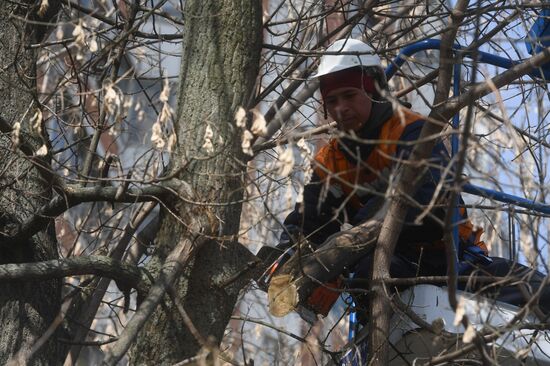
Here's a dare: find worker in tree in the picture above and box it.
[259,38,550,321]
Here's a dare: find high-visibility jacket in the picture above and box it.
[315,109,421,210]
[313,108,487,255]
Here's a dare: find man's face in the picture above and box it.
[324,87,372,132]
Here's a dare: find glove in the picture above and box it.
[277,224,301,250]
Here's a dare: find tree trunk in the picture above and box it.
[0,1,61,365]
[130,0,262,363]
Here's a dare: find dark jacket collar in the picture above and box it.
[339,99,394,164]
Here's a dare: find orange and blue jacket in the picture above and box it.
[282,104,487,271]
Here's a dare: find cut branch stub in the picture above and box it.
[268,274,298,317]
[267,217,383,317]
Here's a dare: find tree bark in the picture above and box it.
[0,1,61,364]
[128,0,263,363]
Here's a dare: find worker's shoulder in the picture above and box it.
[381,108,426,142]
[386,107,426,125]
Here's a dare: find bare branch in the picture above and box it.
[0,256,148,293]
[1,180,182,248]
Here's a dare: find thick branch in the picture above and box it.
[63,202,158,365]
[0,256,149,293]
[268,212,384,316]
[367,2,469,363]
[0,180,183,248]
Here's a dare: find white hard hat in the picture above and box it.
[312,39,382,78]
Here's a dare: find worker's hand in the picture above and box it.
[256,225,301,268]
[277,224,300,250]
